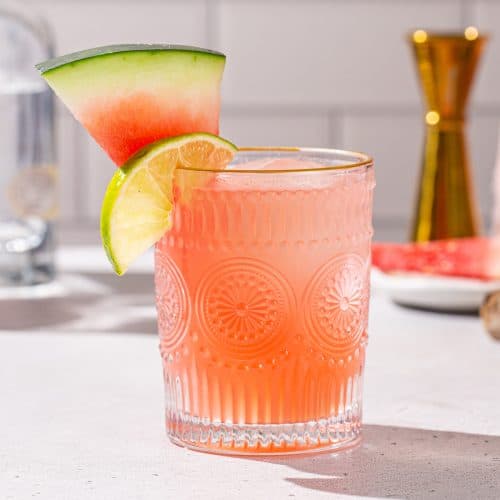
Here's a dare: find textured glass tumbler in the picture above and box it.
[155,148,374,455]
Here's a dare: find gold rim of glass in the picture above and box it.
[177,146,373,174]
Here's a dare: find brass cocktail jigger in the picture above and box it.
[409,28,488,242]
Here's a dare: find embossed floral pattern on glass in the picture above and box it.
[155,148,374,455]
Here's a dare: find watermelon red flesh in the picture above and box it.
[372,238,500,281]
[80,92,219,166]
[37,45,225,166]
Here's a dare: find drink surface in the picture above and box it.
[155,155,374,452]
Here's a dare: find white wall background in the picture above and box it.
[27,0,500,241]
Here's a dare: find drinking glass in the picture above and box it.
[155,147,374,455]
[0,4,56,286]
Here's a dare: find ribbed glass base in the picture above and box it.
[166,412,362,456]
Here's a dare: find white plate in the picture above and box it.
[371,268,500,312]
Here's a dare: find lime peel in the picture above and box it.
[100,132,237,275]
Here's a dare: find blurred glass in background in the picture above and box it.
[0,2,56,286]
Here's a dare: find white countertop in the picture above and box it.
[1,247,500,500]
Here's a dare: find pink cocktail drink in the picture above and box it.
[155,148,374,455]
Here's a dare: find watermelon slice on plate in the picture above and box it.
[36,44,225,166]
[372,238,500,311]
[372,237,500,281]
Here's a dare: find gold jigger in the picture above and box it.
[409,28,488,242]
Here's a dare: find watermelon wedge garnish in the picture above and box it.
[36,44,232,273]
[36,44,225,166]
[372,238,500,281]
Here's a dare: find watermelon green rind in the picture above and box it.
[35,44,225,74]
[37,45,225,101]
